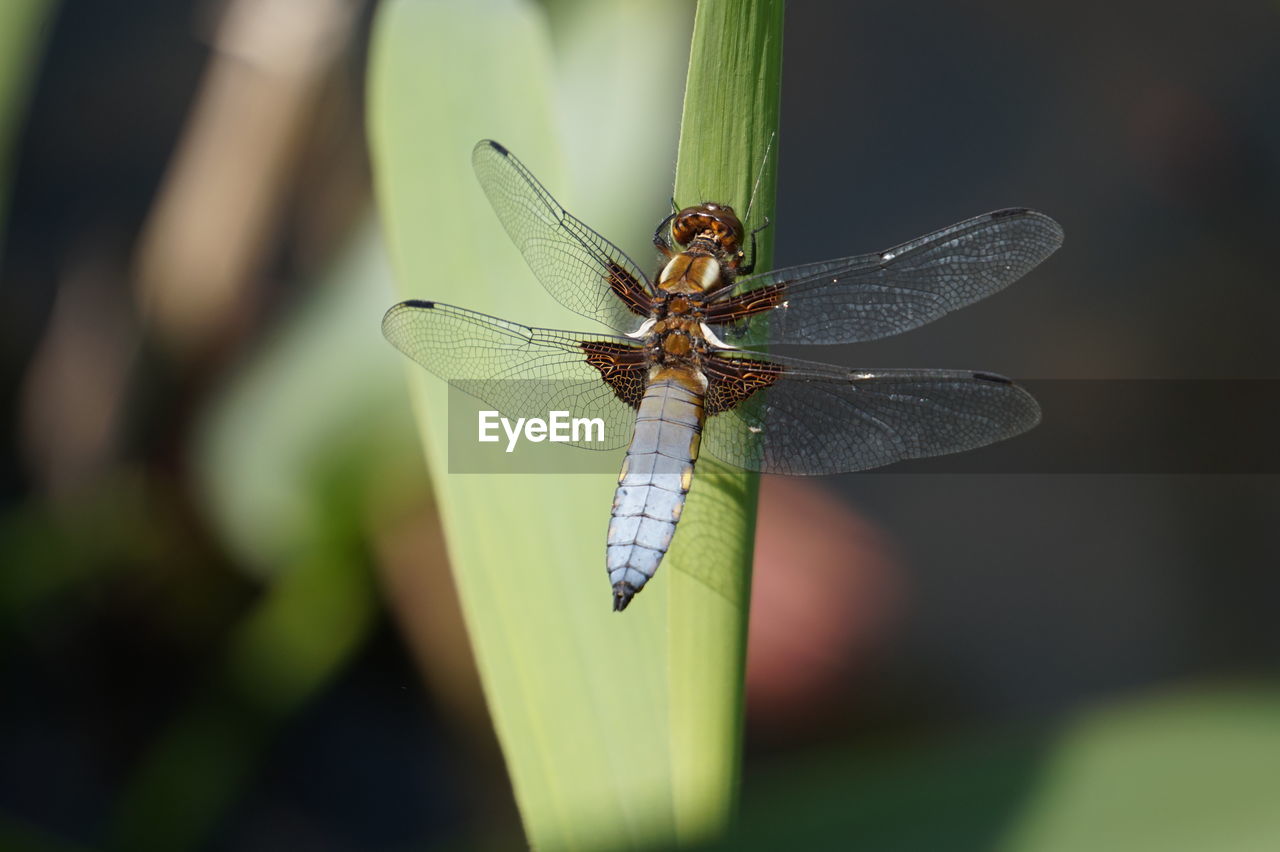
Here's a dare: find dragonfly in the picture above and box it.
[383,140,1063,611]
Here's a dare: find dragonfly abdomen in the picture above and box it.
[607,370,706,611]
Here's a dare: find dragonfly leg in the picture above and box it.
[653,210,678,258]
[737,216,772,275]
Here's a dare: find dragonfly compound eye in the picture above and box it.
[672,204,745,253]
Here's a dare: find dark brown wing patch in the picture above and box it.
[606,261,654,317]
[704,355,783,415]
[581,341,648,408]
[703,282,787,324]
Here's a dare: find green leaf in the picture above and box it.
[368,0,780,847]
[705,684,1280,851]
[1002,686,1280,852]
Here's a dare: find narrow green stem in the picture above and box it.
[667,0,784,844]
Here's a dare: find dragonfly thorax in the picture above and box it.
[658,252,723,294]
[645,314,706,364]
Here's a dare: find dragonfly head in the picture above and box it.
[672,203,745,258]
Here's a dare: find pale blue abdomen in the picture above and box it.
[607,373,705,610]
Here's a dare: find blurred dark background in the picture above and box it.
[2,0,1278,849]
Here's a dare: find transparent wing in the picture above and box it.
[701,353,1041,474]
[719,209,1063,346]
[382,300,640,450]
[472,140,654,333]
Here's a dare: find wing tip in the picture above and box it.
[483,139,509,156]
[381,300,438,337]
[988,207,1065,249]
[971,371,1043,432]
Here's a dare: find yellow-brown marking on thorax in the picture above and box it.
[666,295,691,315]
[658,252,722,294]
[662,331,693,358]
[649,314,703,363]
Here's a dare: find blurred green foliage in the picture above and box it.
[108,223,407,850]
[707,685,1280,852]
[0,0,55,257]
